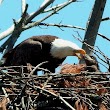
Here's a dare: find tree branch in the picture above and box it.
[0,0,3,5]
[0,0,77,54]
[21,0,26,14]
[102,17,110,21]
[0,0,54,41]
[2,4,28,54]
[25,0,55,24]
[23,0,77,30]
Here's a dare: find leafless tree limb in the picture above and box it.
[0,0,3,5]
[0,0,77,54]
[21,0,26,14]
[23,22,110,43]
[102,17,110,21]
[2,4,28,54]
[0,0,54,41]
[25,0,55,25]
[23,0,77,30]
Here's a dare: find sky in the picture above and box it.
[0,0,110,72]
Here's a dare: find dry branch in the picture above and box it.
[38,22,110,42]
[0,0,77,55]
[25,0,55,25]
[2,4,29,54]
[24,0,77,30]
[0,0,3,5]
[21,0,26,14]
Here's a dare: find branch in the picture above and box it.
[23,22,110,43]
[25,0,55,24]
[0,25,14,41]
[27,83,76,110]
[98,33,110,42]
[0,0,54,41]
[43,0,74,13]
[40,0,54,8]
[2,4,29,54]
[2,87,10,103]
[102,17,110,21]
[0,0,3,5]
[23,0,77,30]
[42,23,110,42]
[72,33,109,61]
[29,61,48,76]
[0,0,76,52]
[59,96,76,110]
[72,34,109,69]
[21,0,26,13]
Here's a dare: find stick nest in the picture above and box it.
[0,64,110,110]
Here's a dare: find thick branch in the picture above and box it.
[0,0,54,41]
[2,4,28,54]
[82,0,107,55]
[0,0,76,43]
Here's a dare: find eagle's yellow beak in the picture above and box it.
[74,49,86,59]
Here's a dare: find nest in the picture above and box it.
[0,64,110,110]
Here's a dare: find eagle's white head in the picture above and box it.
[50,39,86,59]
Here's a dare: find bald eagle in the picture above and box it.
[2,35,86,73]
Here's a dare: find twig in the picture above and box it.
[72,34,110,63]
[102,17,110,21]
[21,97,26,110]
[0,69,16,78]
[48,87,110,91]
[37,67,51,73]
[25,0,55,24]
[98,33,110,42]
[2,87,10,103]
[11,61,49,105]
[27,83,76,110]
[23,0,77,29]
[58,95,76,110]
[21,0,26,14]
[42,76,52,89]
[29,61,48,76]
[50,72,110,79]
[43,0,76,13]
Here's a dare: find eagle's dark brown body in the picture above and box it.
[2,35,65,73]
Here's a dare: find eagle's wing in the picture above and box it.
[11,40,42,65]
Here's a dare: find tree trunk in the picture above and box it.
[80,0,107,63]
